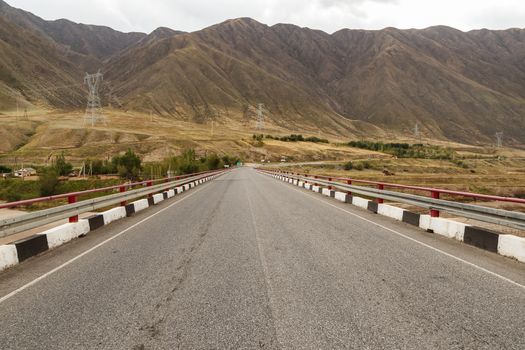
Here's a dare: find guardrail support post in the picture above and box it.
[347,180,352,195]
[68,195,78,223]
[377,184,384,204]
[147,181,153,198]
[328,178,332,190]
[430,191,440,217]
[119,186,126,206]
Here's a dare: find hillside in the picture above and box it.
[0,0,145,61]
[0,1,524,146]
[0,0,145,110]
[105,19,525,144]
[0,14,85,109]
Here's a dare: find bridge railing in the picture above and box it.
[258,169,525,231]
[0,169,228,238]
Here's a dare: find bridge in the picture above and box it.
[0,167,524,349]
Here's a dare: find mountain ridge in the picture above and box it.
[1,1,524,145]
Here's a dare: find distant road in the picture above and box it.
[0,168,524,349]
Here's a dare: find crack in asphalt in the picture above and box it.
[133,179,232,348]
[244,179,283,350]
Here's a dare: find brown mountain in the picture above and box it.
[0,0,145,108]
[106,18,525,143]
[0,0,145,60]
[1,1,524,144]
[0,13,84,108]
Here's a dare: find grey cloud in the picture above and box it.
[6,0,525,34]
[319,0,398,6]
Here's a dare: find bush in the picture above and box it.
[304,136,329,143]
[347,140,455,160]
[0,165,12,173]
[39,167,60,196]
[264,134,328,143]
[343,161,353,170]
[112,149,142,180]
[159,150,241,178]
[0,179,40,202]
[53,153,73,176]
[87,159,115,175]
[205,153,222,170]
[354,163,364,171]
[5,188,21,202]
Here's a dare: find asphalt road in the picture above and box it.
[0,167,524,349]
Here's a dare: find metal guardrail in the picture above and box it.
[0,170,227,238]
[259,170,525,231]
[0,169,220,210]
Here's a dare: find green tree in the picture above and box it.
[0,165,11,173]
[178,149,199,174]
[205,153,222,170]
[112,150,142,180]
[39,167,60,196]
[54,153,73,176]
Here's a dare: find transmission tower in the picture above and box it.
[414,122,420,139]
[106,82,123,108]
[496,132,503,148]
[107,87,113,108]
[256,103,265,130]
[84,71,105,127]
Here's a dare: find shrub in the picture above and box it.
[347,140,454,160]
[39,167,60,196]
[264,134,328,143]
[0,165,11,173]
[354,163,364,171]
[343,161,353,170]
[112,149,142,180]
[88,159,114,175]
[205,153,222,170]
[54,153,73,176]
[0,179,40,202]
[304,136,329,143]
[5,188,21,202]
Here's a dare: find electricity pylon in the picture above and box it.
[256,103,265,130]
[496,132,503,148]
[84,71,105,127]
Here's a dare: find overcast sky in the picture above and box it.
[7,0,525,34]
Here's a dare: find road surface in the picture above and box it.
[0,167,524,349]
